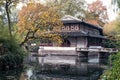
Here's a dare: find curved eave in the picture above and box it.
[60,32,105,39]
[88,34,106,39]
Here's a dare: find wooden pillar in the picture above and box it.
[98,52,109,59]
[77,51,88,58]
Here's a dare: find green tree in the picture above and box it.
[0,0,18,37]
[0,27,24,70]
[46,0,86,18]
[0,16,4,27]
[101,1,120,78]
[101,52,120,80]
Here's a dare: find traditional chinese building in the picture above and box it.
[40,15,105,48]
[60,15,105,48]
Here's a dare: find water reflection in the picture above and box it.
[30,56,109,80]
[0,55,109,80]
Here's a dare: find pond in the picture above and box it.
[0,54,110,80]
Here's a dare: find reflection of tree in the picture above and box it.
[0,68,23,80]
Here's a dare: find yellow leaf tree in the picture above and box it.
[103,20,118,35]
[18,3,63,46]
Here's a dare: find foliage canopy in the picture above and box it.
[18,3,63,46]
[46,0,86,18]
[85,0,108,27]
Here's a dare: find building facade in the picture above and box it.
[61,15,105,48]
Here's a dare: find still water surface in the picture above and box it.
[0,55,109,80]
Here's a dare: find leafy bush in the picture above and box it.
[102,39,117,48]
[0,29,25,70]
[101,52,120,80]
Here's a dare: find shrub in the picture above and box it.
[0,34,25,70]
[101,52,120,80]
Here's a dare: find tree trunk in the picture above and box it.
[5,1,12,37]
[20,31,30,46]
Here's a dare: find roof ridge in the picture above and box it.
[61,15,81,21]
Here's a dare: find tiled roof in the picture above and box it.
[61,15,103,30]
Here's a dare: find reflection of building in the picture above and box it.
[40,15,105,47]
[30,56,106,80]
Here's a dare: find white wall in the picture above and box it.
[67,37,87,48]
[76,37,87,48]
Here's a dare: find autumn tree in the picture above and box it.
[18,3,63,46]
[102,20,120,48]
[46,0,86,18]
[85,0,108,27]
[110,0,120,44]
[103,20,119,34]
